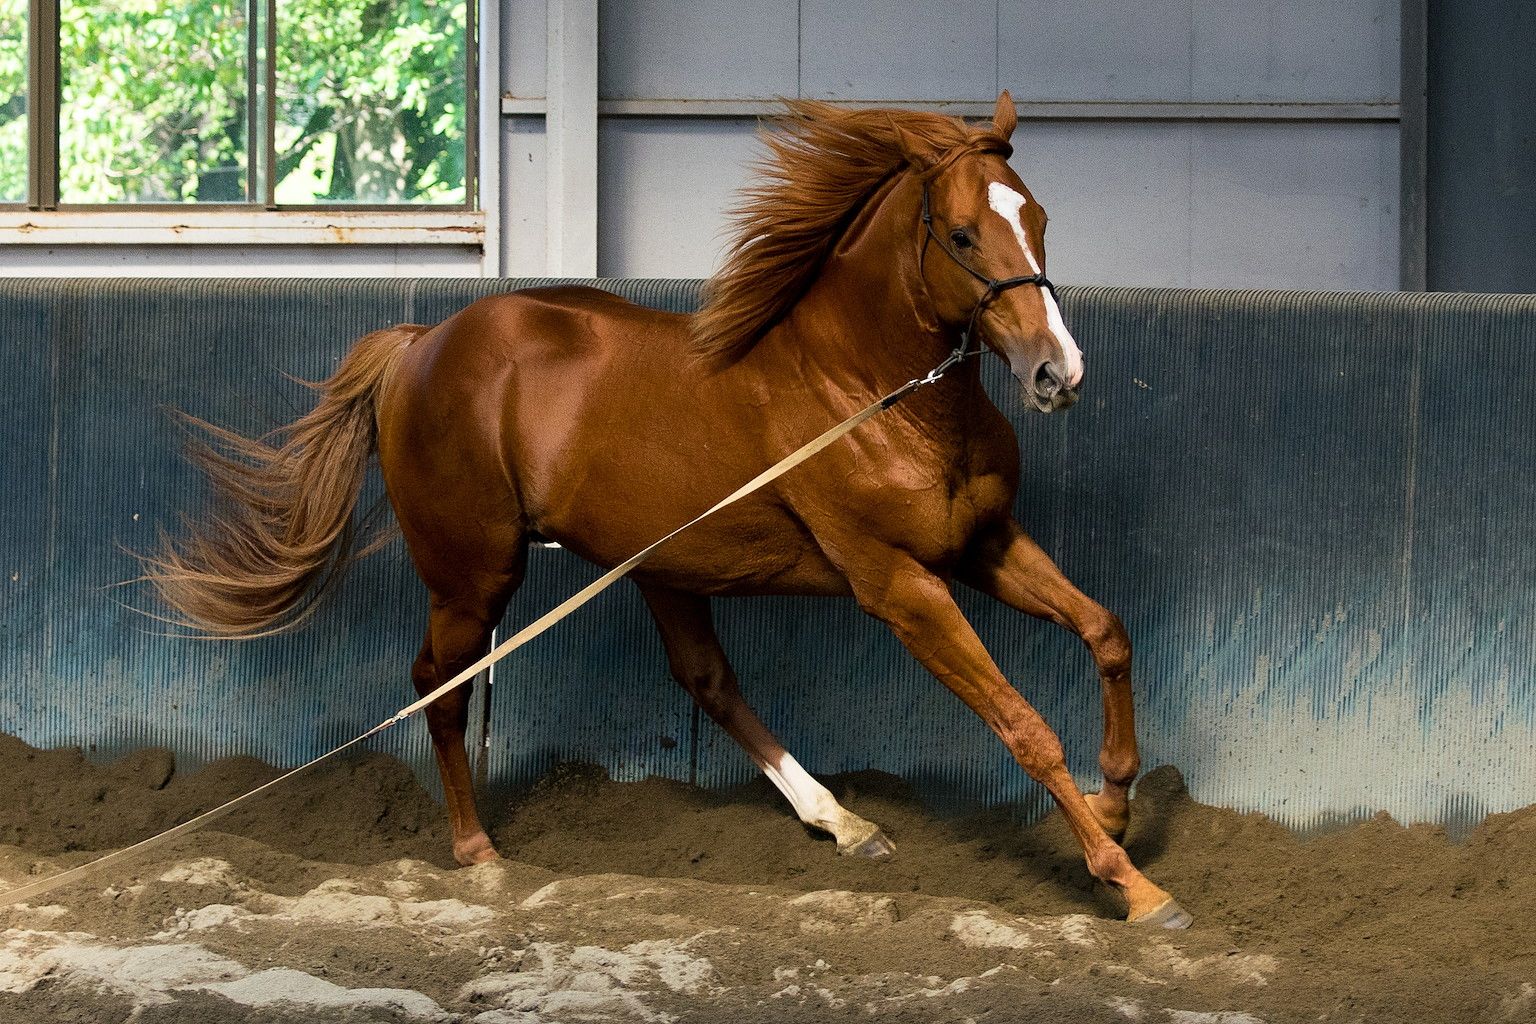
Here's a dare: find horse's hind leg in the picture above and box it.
[403,537,526,866]
[412,601,505,866]
[958,519,1138,838]
[384,410,527,865]
[639,583,895,859]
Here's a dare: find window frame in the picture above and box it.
[5,0,483,242]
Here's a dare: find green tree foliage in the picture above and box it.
[0,0,465,206]
[0,0,25,202]
[278,0,467,203]
[58,0,249,202]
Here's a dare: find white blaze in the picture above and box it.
[985,181,1084,387]
[986,181,1041,274]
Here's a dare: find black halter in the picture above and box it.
[919,179,1058,361]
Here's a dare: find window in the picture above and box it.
[0,0,473,209]
[0,0,22,203]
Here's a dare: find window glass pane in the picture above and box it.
[58,0,248,203]
[275,0,467,204]
[0,0,23,203]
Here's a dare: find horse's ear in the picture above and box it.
[891,120,939,172]
[992,90,1017,141]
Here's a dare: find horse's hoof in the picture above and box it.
[1085,792,1129,840]
[1129,897,1193,930]
[454,832,501,867]
[838,829,896,861]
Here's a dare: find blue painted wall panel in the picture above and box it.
[2,280,1533,829]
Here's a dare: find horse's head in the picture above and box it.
[895,93,1082,413]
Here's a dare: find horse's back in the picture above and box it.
[373,284,848,596]
[383,284,681,407]
[426,284,682,363]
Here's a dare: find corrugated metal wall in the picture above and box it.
[3,280,1532,830]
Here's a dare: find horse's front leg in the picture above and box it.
[958,518,1138,839]
[851,554,1189,927]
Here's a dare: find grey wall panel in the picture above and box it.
[1006,122,1399,290]
[1425,0,1536,291]
[7,281,1531,830]
[1009,122,1194,287]
[787,1,1401,104]
[500,119,549,276]
[998,0,1193,102]
[501,0,547,98]
[592,118,1399,289]
[1191,0,1399,102]
[598,0,798,100]
[1188,122,1399,289]
[799,0,998,101]
[568,1,1401,288]
[596,118,760,278]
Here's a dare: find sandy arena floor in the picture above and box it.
[1,733,1532,1023]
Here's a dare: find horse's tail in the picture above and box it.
[138,324,422,639]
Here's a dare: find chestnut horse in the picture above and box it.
[145,93,1188,927]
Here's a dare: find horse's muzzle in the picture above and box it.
[1029,360,1080,413]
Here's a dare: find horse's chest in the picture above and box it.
[829,453,1013,566]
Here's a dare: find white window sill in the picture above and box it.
[0,210,485,246]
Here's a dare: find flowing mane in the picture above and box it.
[692,101,1011,364]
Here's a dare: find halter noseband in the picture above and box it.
[918,166,1058,364]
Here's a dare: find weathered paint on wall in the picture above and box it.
[1,280,1531,830]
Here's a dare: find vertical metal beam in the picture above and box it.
[264,0,277,208]
[1399,0,1428,291]
[545,0,598,275]
[472,628,496,790]
[245,0,261,203]
[26,0,59,209]
[477,0,502,276]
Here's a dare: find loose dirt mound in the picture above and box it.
[1,734,1532,1023]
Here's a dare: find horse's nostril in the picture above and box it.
[1033,361,1062,396]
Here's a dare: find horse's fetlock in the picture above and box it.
[1083,841,1136,887]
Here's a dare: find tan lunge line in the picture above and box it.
[0,372,937,908]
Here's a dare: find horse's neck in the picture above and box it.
[761,174,983,445]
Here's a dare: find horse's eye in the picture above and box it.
[950,229,973,249]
